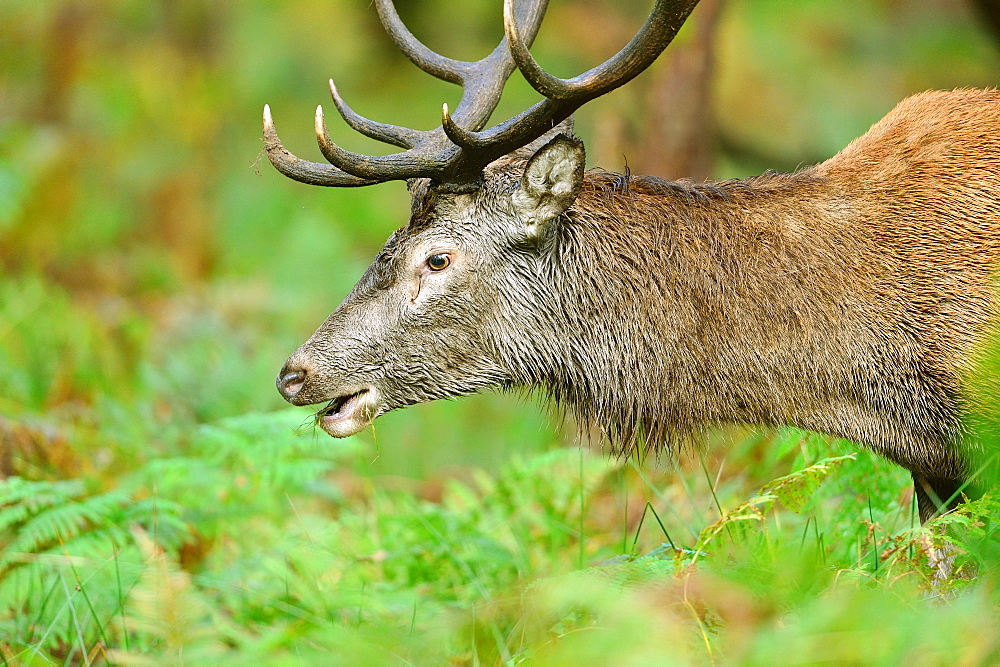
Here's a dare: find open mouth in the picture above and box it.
[316,389,368,422]
[313,387,378,437]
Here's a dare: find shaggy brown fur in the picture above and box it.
[542,90,1000,517]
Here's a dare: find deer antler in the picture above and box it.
[263,0,700,190]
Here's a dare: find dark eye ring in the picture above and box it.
[427,253,451,271]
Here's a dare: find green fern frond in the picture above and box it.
[0,478,87,531]
[0,478,187,575]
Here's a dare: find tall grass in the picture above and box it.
[1,420,997,662]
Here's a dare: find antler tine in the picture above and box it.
[441,103,477,148]
[327,79,422,150]
[449,98,572,159]
[315,105,455,181]
[262,105,378,186]
[505,0,699,101]
[374,0,468,85]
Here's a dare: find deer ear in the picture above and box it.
[512,134,585,234]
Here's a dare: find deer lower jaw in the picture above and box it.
[315,387,380,438]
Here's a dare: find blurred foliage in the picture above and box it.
[1,0,999,662]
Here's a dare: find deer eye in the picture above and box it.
[426,253,451,271]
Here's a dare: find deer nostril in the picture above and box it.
[278,369,306,397]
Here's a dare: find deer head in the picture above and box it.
[266,0,699,437]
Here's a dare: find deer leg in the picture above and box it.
[911,474,981,585]
[912,474,966,523]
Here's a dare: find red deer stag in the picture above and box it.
[264,0,1000,522]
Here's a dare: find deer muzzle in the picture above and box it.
[276,355,382,438]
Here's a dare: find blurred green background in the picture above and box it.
[1,0,999,661]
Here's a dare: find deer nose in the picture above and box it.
[277,366,307,400]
